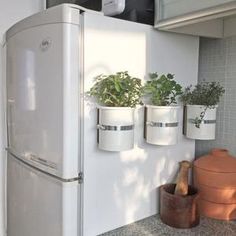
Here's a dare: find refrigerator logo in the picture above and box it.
[40,38,51,51]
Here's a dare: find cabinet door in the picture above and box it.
[156,0,235,21]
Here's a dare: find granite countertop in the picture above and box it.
[99,214,236,236]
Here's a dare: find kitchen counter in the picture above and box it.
[99,214,236,236]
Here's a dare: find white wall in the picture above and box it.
[0,1,45,235]
[83,13,199,236]
[0,0,45,43]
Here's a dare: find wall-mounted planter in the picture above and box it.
[97,107,134,151]
[185,105,217,140]
[145,105,179,145]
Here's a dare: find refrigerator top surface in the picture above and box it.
[6,3,102,41]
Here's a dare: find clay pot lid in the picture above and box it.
[194,149,236,173]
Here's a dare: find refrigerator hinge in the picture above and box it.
[78,172,83,184]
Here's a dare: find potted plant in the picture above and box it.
[88,71,142,151]
[181,81,225,140]
[143,73,182,145]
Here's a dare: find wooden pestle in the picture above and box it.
[174,161,192,196]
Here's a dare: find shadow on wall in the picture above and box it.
[117,135,193,223]
[83,16,197,234]
[85,102,194,225]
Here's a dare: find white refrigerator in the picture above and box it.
[6,4,87,236]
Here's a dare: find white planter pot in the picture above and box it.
[145,105,180,145]
[97,107,134,151]
[185,105,217,140]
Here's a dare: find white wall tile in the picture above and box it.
[196,36,236,157]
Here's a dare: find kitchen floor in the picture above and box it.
[99,215,236,236]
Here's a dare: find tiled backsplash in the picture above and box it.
[196,36,236,157]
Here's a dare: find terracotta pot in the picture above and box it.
[160,184,199,228]
[198,199,236,221]
[194,181,236,204]
[194,149,236,220]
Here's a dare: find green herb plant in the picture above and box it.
[143,73,182,106]
[181,81,225,128]
[88,71,143,107]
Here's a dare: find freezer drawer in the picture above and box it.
[7,153,80,236]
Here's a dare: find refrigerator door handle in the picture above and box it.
[7,150,82,183]
[24,153,58,170]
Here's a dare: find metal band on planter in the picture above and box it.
[188,119,216,124]
[146,121,179,127]
[97,124,134,131]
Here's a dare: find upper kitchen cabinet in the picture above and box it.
[155,0,236,38]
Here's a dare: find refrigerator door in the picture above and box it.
[7,153,80,236]
[6,14,81,179]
